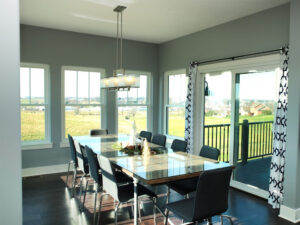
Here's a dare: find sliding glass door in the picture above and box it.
[232,69,280,191]
[198,54,281,197]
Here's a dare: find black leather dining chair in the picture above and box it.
[98,155,157,225]
[151,134,167,147]
[200,145,220,160]
[90,129,108,136]
[170,139,187,152]
[66,134,78,190]
[165,166,234,225]
[139,130,152,142]
[85,146,133,224]
[74,139,90,199]
[166,145,221,201]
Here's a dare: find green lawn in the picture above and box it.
[65,111,101,138]
[21,108,275,161]
[118,108,147,135]
[21,110,45,141]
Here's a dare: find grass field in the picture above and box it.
[65,111,101,138]
[167,111,274,138]
[21,109,274,146]
[21,110,45,141]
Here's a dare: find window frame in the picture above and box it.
[116,71,152,134]
[20,62,52,150]
[60,66,106,146]
[196,53,281,198]
[163,69,187,140]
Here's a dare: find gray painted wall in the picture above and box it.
[158,1,300,213]
[158,3,290,133]
[283,0,300,210]
[21,4,291,171]
[0,0,22,224]
[21,25,159,168]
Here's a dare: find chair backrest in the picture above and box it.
[193,166,233,221]
[74,140,89,174]
[151,134,166,147]
[171,139,187,152]
[199,145,220,160]
[98,155,119,201]
[85,146,101,184]
[68,134,78,167]
[139,131,152,142]
[90,129,108,136]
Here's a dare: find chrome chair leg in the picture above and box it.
[71,166,77,197]
[97,193,109,225]
[165,209,169,225]
[152,197,157,225]
[114,202,121,225]
[79,175,84,202]
[138,198,142,223]
[81,178,90,211]
[221,215,233,225]
[93,183,98,225]
[66,161,72,187]
[166,187,170,203]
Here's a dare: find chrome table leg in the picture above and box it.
[133,177,138,225]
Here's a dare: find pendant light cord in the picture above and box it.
[116,12,119,71]
[120,11,123,69]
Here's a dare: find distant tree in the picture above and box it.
[261,110,273,115]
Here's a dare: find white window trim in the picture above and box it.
[20,62,52,150]
[60,66,106,146]
[116,71,152,134]
[163,69,187,140]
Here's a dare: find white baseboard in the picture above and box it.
[22,164,68,177]
[279,205,300,223]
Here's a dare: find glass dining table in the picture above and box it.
[74,134,231,225]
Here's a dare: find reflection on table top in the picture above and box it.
[74,134,231,185]
[109,152,231,184]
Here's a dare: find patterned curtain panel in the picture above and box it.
[268,47,289,209]
[184,63,197,154]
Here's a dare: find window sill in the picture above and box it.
[22,142,53,150]
[60,141,69,148]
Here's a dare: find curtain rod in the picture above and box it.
[191,47,287,67]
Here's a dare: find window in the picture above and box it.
[117,72,151,135]
[164,70,187,138]
[20,63,50,146]
[62,67,105,139]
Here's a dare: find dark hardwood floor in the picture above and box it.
[23,173,298,225]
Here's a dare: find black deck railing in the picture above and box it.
[204,120,273,162]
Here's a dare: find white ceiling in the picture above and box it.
[20,0,289,44]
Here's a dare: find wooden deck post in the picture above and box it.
[242,119,249,164]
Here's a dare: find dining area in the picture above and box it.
[4,1,300,225]
[65,129,233,225]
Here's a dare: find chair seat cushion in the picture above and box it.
[167,178,198,195]
[118,183,157,203]
[165,198,199,222]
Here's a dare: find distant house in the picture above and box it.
[249,103,271,116]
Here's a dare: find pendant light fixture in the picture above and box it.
[100,5,140,91]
